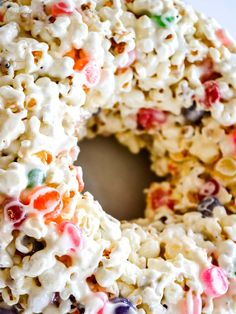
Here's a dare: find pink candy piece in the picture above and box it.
[51,2,73,17]
[137,108,167,130]
[97,308,103,314]
[58,221,83,252]
[201,266,229,298]
[180,292,202,314]
[96,292,108,314]
[215,29,231,48]
[83,60,101,88]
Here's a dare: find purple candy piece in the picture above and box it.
[110,298,135,314]
[197,196,220,218]
[181,102,205,123]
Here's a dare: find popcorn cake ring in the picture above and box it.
[0,0,236,313]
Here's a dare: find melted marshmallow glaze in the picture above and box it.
[0,0,236,313]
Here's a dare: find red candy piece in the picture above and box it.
[150,188,174,210]
[0,12,4,23]
[215,29,231,47]
[201,265,229,298]
[231,129,236,153]
[83,60,101,88]
[199,179,220,198]
[203,81,220,108]
[137,108,167,130]
[58,221,82,251]
[52,2,73,17]
[4,199,26,228]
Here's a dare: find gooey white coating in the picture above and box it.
[0,0,236,313]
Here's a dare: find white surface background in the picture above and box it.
[187,0,236,37]
[78,1,236,220]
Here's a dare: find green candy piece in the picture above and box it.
[151,15,175,28]
[27,168,45,188]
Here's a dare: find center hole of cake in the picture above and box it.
[76,136,157,220]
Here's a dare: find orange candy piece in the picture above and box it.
[20,186,62,222]
[33,189,60,211]
[20,186,44,205]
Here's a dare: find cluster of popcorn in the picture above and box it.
[0,0,236,313]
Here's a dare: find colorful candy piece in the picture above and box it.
[31,187,61,211]
[231,129,236,153]
[110,297,136,314]
[96,293,108,314]
[137,108,167,130]
[3,198,26,228]
[20,186,44,205]
[51,2,73,17]
[150,188,174,210]
[64,48,101,87]
[27,168,45,188]
[21,186,62,221]
[199,179,220,198]
[180,291,202,314]
[97,308,103,314]
[83,60,101,88]
[203,81,220,108]
[181,102,205,124]
[151,14,175,28]
[215,29,231,47]
[0,12,4,23]
[201,266,229,298]
[58,221,82,251]
[197,196,220,218]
